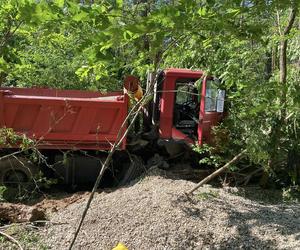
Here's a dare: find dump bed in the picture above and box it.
[0,87,128,150]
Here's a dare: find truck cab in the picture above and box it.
[151,69,225,148]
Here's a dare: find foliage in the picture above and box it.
[0,128,34,150]
[193,144,222,168]
[0,0,299,189]
[0,128,57,202]
[282,186,300,202]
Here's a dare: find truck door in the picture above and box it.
[198,77,225,145]
[173,79,200,141]
[158,69,224,147]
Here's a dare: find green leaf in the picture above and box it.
[0,57,9,73]
[55,0,64,8]
[203,38,212,48]
[227,8,240,17]
[72,11,89,22]
[75,66,90,78]
[123,30,133,41]
[198,7,206,17]
[116,0,123,9]
[31,2,57,23]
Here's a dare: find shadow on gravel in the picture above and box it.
[219,199,300,248]
[173,194,205,219]
[172,192,300,249]
[233,186,285,205]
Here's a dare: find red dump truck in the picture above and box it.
[0,69,225,186]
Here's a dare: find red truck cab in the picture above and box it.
[151,69,225,148]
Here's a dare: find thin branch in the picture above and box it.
[0,20,24,53]
[276,10,282,36]
[0,150,28,161]
[283,6,297,35]
[0,230,23,250]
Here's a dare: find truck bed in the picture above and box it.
[0,87,128,150]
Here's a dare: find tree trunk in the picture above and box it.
[266,6,297,179]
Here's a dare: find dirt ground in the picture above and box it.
[1,168,300,250]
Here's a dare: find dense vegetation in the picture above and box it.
[0,0,299,196]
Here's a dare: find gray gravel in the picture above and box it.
[40,170,300,250]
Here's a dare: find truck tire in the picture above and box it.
[118,155,145,186]
[0,156,39,188]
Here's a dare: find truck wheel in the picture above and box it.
[0,156,39,188]
[118,155,145,186]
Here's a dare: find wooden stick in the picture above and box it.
[0,230,24,250]
[185,149,247,195]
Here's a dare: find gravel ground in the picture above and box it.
[38,169,300,250]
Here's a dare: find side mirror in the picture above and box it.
[216,90,225,113]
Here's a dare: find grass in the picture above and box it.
[0,224,49,250]
[196,190,220,200]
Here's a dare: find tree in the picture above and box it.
[1,0,299,189]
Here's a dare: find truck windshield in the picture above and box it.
[176,84,197,105]
[205,80,218,112]
[205,79,225,113]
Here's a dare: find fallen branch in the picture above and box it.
[185,149,247,195]
[0,230,23,250]
[0,223,38,231]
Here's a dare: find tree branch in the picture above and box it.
[0,230,23,250]
[0,20,24,54]
[283,6,297,35]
